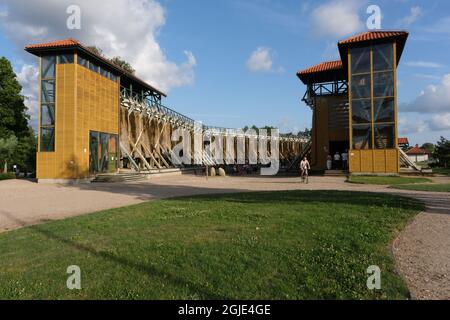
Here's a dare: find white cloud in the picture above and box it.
[0,0,197,93]
[429,113,450,131]
[16,63,39,130]
[246,47,274,73]
[405,61,444,68]
[402,74,450,114]
[399,74,450,134]
[397,6,423,28]
[311,0,365,38]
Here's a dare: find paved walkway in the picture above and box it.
[0,174,448,299]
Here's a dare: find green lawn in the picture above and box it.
[390,183,450,193]
[348,175,432,185]
[0,172,15,181]
[432,167,450,176]
[0,191,423,300]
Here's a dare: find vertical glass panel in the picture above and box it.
[40,127,55,152]
[41,56,56,79]
[373,71,394,97]
[351,74,371,99]
[351,47,370,74]
[108,135,118,173]
[100,133,109,173]
[77,55,88,68]
[89,62,99,73]
[373,43,393,71]
[374,124,395,149]
[101,68,109,78]
[352,125,372,150]
[89,131,99,173]
[41,80,55,103]
[374,98,395,123]
[352,99,372,124]
[58,54,74,64]
[109,73,117,82]
[41,104,55,126]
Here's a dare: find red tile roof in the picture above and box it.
[25,38,81,50]
[296,30,409,85]
[398,137,409,145]
[406,146,429,155]
[297,60,343,75]
[25,38,166,97]
[338,31,408,45]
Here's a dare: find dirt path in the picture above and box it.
[0,175,448,299]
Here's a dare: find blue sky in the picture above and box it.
[1,0,449,145]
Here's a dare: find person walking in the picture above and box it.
[333,152,341,170]
[341,150,349,170]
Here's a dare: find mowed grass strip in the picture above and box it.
[348,175,432,185]
[0,190,423,300]
[390,183,450,193]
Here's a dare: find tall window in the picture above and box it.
[350,43,396,150]
[40,55,56,152]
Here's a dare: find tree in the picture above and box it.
[421,142,435,154]
[0,57,37,172]
[110,56,135,74]
[86,45,135,74]
[433,137,450,168]
[297,128,311,139]
[0,57,29,139]
[0,135,18,172]
[86,46,104,57]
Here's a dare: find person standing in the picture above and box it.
[14,165,20,178]
[326,155,332,170]
[341,150,349,170]
[333,152,341,170]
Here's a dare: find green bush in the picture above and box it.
[0,172,15,180]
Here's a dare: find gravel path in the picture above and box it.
[0,174,448,299]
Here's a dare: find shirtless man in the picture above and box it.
[299,157,310,184]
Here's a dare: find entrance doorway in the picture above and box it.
[89,131,118,175]
[329,140,349,170]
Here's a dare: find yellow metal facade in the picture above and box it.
[36,58,119,180]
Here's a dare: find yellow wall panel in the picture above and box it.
[37,62,119,180]
[360,150,374,173]
[349,150,361,172]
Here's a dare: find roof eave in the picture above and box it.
[25,43,167,97]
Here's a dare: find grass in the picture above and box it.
[0,172,15,181]
[432,167,450,176]
[390,183,450,193]
[0,190,423,300]
[348,175,432,185]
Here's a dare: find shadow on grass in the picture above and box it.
[165,190,424,212]
[1,210,230,299]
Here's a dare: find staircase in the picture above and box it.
[92,167,197,183]
[398,147,422,172]
[286,141,312,172]
[324,170,348,177]
[91,172,149,183]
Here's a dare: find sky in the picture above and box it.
[0,0,449,145]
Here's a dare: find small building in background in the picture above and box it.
[398,137,409,150]
[406,145,430,163]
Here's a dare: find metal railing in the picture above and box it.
[120,86,305,143]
